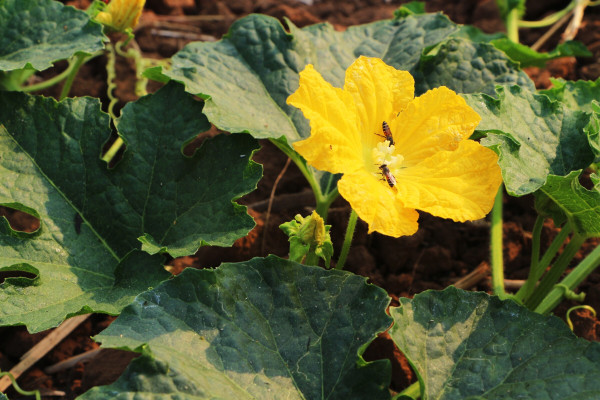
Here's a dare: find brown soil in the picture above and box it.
[2,0,600,398]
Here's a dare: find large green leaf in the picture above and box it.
[390,286,600,399]
[0,0,105,71]
[80,256,393,400]
[464,85,598,196]
[161,13,458,143]
[413,38,534,96]
[534,170,600,238]
[0,83,260,332]
[540,77,600,114]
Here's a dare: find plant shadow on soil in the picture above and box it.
[1,0,600,397]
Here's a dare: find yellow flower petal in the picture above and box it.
[289,65,363,174]
[395,140,502,221]
[97,0,145,31]
[344,56,414,152]
[338,170,419,237]
[391,87,481,164]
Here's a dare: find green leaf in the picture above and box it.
[390,286,600,399]
[413,38,534,96]
[394,1,426,17]
[540,77,600,114]
[80,256,393,400]
[0,83,260,332]
[534,170,600,238]
[490,38,592,68]
[160,13,458,144]
[0,393,7,400]
[464,85,598,196]
[0,0,105,72]
[452,25,507,43]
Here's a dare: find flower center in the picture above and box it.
[371,142,404,179]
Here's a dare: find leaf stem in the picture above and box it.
[514,215,543,301]
[515,220,572,302]
[335,209,358,270]
[525,232,585,310]
[490,185,507,298]
[59,53,88,100]
[517,0,577,28]
[535,241,600,315]
[102,136,124,164]
[269,138,339,220]
[505,7,520,42]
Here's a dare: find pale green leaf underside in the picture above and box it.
[465,85,597,196]
[0,0,105,71]
[535,171,600,238]
[161,13,528,144]
[390,286,600,399]
[0,84,260,331]
[80,256,393,400]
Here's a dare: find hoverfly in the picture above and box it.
[375,121,394,146]
[379,164,396,187]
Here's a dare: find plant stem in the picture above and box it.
[490,185,507,298]
[304,243,319,266]
[335,209,358,270]
[514,215,543,301]
[102,136,124,164]
[505,7,520,42]
[59,53,88,100]
[397,381,421,399]
[517,0,577,28]
[269,138,339,220]
[535,242,600,315]
[525,233,585,310]
[515,221,572,302]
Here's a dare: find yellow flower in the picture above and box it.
[287,56,502,237]
[95,0,145,32]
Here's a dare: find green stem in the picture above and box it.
[525,233,585,310]
[397,381,421,399]
[535,241,600,314]
[102,136,124,163]
[517,1,577,28]
[269,138,339,220]
[59,53,88,100]
[514,215,543,301]
[505,7,520,42]
[335,209,358,270]
[490,185,507,298]
[515,221,572,302]
[0,372,41,400]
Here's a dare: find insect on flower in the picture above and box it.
[375,121,394,146]
[379,164,396,187]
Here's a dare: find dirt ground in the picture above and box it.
[2,0,600,397]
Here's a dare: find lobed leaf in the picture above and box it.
[0,83,260,332]
[79,256,393,400]
[464,85,598,196]
[534,170,600,238]
[158,13,529,145]
[0,0,105,72]
[413,38,534,96]
[390,286,600,399]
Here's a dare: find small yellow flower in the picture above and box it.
[95,0,145,32]
[288,56,502,237]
